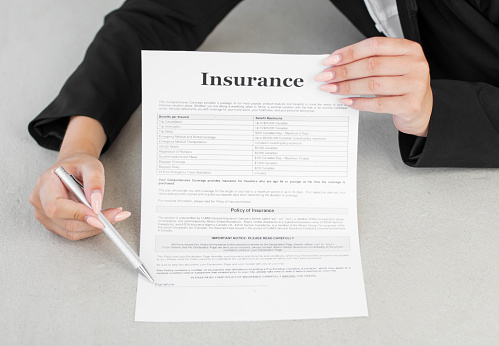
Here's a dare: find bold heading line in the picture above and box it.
[201,72,304,87]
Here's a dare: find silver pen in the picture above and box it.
[55,166,154,283]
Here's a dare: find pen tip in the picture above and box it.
[137,265,155,283]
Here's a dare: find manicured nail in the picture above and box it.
[113,211,131,223]
[340,98,354,106]
[85,216,105,229]
[323,54,341,66]
[320,84,338,93]
[314,71,334,82]
[91,190,102,215]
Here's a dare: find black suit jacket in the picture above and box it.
[28,0,499,167]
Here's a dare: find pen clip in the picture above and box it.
[70,174,84,189]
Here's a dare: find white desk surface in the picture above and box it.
[1,0,498,345]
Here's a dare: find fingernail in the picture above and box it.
[320,84,338,93]
[85,216,105,229]
[113,211,131,223]
[314,71,334,82]
[91,190,102,215]
[340,98,354,106]
[323,54,341,66]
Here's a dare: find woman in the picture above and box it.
[29,0,499,240]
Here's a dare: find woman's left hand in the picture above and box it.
[315,37,433,137]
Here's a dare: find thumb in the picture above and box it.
[80,159,105,215]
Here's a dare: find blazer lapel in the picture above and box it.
[397,0,421,42]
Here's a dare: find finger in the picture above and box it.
[29,181,42,210]
[81,161,105,215]
[340,95,431,137]
[37,207,124,237]
[315,56,412,83]
[35,207,103,240]
[39,178,102,226]
[320,76,411,96]
[58,208,129,239]
[37,168,70,204]
[323,37,420,66]
[101,208,131,224]
[30,174,100,234]
[339,95,404,115]
[59,208,124,232]
[71,161,105,215]
[30,171,79,207]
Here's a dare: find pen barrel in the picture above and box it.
[55,166,150,279]
[55,167,91,209]
[97,213,143,269]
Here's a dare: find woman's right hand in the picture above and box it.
[29,116,131,241]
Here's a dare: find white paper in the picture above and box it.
[135,51,368,322]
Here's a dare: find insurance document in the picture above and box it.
[135,51,368,322]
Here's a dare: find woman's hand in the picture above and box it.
[30,154,130,240]
[29,116,131,241]
[315,37,433,137]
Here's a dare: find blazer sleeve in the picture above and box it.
[399,79,499,167]
[28,0,242,153]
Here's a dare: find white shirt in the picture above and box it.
[363,0,405,38]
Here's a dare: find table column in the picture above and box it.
[157,114,254,175]
[252,115,349,177]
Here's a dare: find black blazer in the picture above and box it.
[29,0,499,167]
